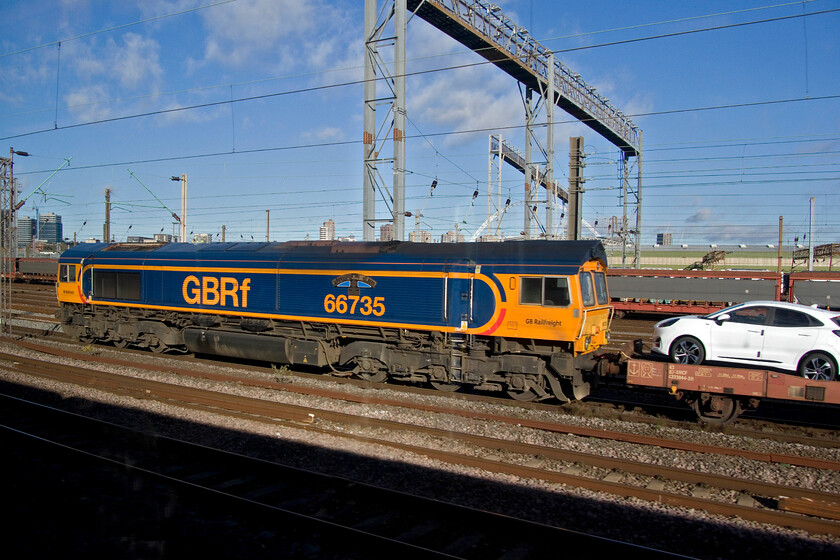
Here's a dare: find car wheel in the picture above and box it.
[798,352,837,381]
[670,336,706,365]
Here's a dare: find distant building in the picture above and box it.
[409,230,431,243]
[38,212,63,244]
[319,219,335,241]
[656,233,673,246]
[441,230,465,243]
[17,215,35,247]
[379,223,394,242]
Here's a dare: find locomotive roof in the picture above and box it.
[59,239,607,269]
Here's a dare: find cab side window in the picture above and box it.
[543,277,570,306]
[593,272,609,305]
[520,277,571,307]
[59,264,77,283]
[579,272,595,306]
[520,277,542,304]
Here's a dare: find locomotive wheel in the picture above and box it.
[692,393,742,426]
[430,381,460,392]
[507,388,539,402]
[353,357,388,383]
[150,341,168,354]
[506,374,548,402]
[358,370,387,383]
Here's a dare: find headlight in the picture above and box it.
[656,317,680,328]
[584,336,591,350]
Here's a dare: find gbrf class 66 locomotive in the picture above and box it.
[56,240,612,402]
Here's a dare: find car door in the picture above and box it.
[708,304,771,364]
[759,307,819,370]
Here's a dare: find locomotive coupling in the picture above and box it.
[593,339,644,377]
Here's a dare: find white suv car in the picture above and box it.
[652,301,840,381]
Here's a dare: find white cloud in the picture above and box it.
[301,126,344,143]
[0,49,54,106]
[687,208,712,223]
[411,69,522,143]
[111,33,163,90]
[199,0,320,69]
[64,84,113,122]
[408,23,524,149]
[64,32,163,121]
[69,33,162,91]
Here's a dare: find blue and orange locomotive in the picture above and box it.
[57,240,612,402]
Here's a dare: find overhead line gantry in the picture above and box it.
[364,0,643,265]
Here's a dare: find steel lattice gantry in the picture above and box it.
[363,0,408,241]
[1,156,14,333]
[365,0,642,263]
[406,0,640,154]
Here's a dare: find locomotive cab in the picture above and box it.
[56,262,83,304]
[500,257,611,355]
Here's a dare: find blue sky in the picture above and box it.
[1,0,838,248]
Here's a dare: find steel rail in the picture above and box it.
[2,350,839,535]
[10,338,840,471]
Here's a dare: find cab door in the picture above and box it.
[444,259,474,331]
[80,258,95,301]
[56,263,84,303]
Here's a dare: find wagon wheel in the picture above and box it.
[692,393,742,426]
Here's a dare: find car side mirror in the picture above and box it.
[715,313,730,324]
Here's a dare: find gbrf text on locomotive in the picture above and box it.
[182,275,251,307]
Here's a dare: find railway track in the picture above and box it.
[2,341,839,543]
[6,282,840,436]
[10,314,840,435]
[6,283,840,433]
[3,393,684,559]
[13,336,840,452]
